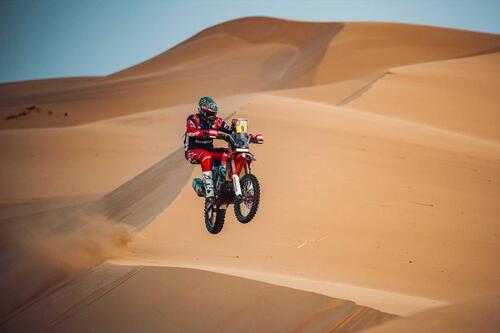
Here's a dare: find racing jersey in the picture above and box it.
[184,114,232,152]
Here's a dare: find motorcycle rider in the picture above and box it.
[184,96,263,199]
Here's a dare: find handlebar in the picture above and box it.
[218,132,236,146]
[219,131,262,147]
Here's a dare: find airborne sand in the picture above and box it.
[1,17,499,332]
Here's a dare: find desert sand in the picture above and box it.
[1,17,499,332]
[359,294,500,333]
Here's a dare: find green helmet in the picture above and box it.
[197,96,218,123]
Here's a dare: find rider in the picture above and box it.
[184,96,262,198]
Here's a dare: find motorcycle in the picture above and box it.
[191,118,263,234]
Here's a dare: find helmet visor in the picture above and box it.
[206,110,216,120]
[201,105,217,121]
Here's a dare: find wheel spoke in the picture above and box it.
[234,174,259,224]
[205,202,226,234]
[244,182,253,194]
[238,179,254,217]
[206,203,216,227]
[244,200,252,210]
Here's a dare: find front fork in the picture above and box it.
[231,160,243,197]
[222,153,251,199]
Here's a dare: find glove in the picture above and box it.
[250,134,264,144]
[208,129,218,139]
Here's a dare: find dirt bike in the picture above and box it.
[191,119,263,234]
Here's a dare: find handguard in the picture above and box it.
[250,134,264,144]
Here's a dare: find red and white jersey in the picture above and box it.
[184,114,232,152]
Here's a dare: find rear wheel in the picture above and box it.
[204,200,226,234]
[234,174,260,223]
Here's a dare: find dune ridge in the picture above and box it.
[1,17,498,128]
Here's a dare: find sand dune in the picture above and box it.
[0,139,192,319]
[347,52,500,141]
[126,94,500,314]
[1,17,498,128]
[0,98,249,200]
[314,22,500,84]
[1,16,499,332]
[275,47,500,144]
[2,264,395,333]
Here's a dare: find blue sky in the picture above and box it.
[1,0,499,83]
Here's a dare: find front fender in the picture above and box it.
[234,153,255,176]
[242,152,256,161]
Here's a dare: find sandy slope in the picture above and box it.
[359,294,500,333]
[127,94,500,315]
[347,52,500,142]
[1,16,499,332]
[0,97,246,319]
[0,98,246,200]
[2,264,395,333]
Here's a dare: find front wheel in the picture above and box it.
[234,174,260,224]
[204,200,226,234]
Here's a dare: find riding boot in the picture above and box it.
[202,171,215,198]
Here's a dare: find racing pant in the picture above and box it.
[185,148,228,171]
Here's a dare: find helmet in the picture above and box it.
[197,96,218,123]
